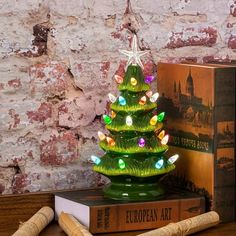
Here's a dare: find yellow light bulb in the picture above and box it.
[158,130,165,140]
[150,115,157,126]
[97,131,106,141]
[130,77,137,86]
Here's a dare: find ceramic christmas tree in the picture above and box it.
[91,35,178,201]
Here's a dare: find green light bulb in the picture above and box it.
[157,112,165,122]
[103,115,112,124]
[118,159,126,169]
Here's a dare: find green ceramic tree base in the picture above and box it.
[103,175,165,201]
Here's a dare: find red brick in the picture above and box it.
[58,94,96,128]
[159,57,198,64]
[114,60,126,78]
[180,57,198,63]
[230,1,236,16]
[166,27,217,48]
[143,61,156,77]
[228,35,236,49]
[8,109,20,130]
[0,83,4,90]
[202,55,231,63]
[110,24,126,41]
[29,62,69,97]
[8,79,22,88]
[111,31,122,39]
[12,173,29,194]
[227,23,233,28]
[58,103,68,113]
[73,62,112,93]
[100,61,110,80]
[27,150,33,158]
[27,102,52,123]
[40,131,78,165]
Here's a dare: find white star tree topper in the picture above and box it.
[119,35,148,69]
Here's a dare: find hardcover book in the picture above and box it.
[157,62,235,222]
[54,188,205,233]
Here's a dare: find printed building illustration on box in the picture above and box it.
[157,63,235,222]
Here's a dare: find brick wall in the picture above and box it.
[0,0,235,194]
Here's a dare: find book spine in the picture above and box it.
[213,68,235,222]
[89,197,205,233]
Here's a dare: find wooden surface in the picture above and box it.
[0,190,236,236]
[38,221,236,236]
[0,191,55,236]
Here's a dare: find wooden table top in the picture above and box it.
[38,221,236,236]
[1,190,236,236]
[0,221,236,236]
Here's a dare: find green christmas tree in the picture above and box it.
[91,35,178,201]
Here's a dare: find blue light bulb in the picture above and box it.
[91,155,101,165]
[155,159,164,169]
[118,96,126,106]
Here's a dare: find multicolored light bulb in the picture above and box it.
[150,92,159,103]
[139,96,147,105]
[114,74,123,84]
[91,155,101,165]
[111,110,116,119]
[158,130,165,140]
[168,154,179,164]
[103,115,112,124]
[157,112,165,122]
[108,93,116,103]
[150,115,157,126]
[145,75,155,84]
[130,77,137,86]
[126,115,133,126]
[146,90,153,98]
[97,131,106,141]
[161,134,169,145]
[118,159,126,169]
[138,138,145,147]
[155,159,164,169]
[118,96,126,106]
[106,137,115,146]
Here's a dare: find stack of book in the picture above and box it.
[55,188,205,234]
